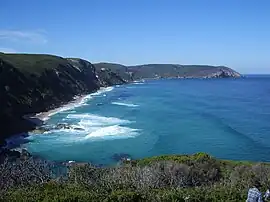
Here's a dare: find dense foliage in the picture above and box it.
[1,153,269,201]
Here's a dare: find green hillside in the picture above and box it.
[94,62,242,81]
[0,53,124,142]
[0,53,69,75]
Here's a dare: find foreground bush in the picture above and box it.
[0,183,247,202]
[1,153,270,201]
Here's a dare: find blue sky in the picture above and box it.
[0,0,270,73]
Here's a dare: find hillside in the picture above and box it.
[0,152,268,201]
[94,63,242,81]
[0,52,241,143]
[0,53,124,143]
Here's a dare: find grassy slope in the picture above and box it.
[0,53,68,75]
[0,53,240,78]
[0,53,101,141]
[1,153,269,202]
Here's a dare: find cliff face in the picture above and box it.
[0,53,241,143]
[0,54,124,142]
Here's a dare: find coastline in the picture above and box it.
[1,86,115,151]
[25,86,115,123]
[28,94,90,122]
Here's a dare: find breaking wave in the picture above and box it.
[36,87,114,121]
[84,125,139,140]
[111,102,139,107]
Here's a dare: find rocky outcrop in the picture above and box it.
[0,148,31,163]
[0,52,242,143]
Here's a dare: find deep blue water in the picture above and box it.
[24,76,270,165]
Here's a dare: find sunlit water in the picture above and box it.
[23,76,270,165]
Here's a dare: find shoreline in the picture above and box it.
[1,86,116,150]
[27,94,90,122]
[25,85,115,123]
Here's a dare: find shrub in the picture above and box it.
[0,157,62,192]
[1,153,270,201]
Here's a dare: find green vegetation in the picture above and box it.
[1,153,269,201]
[94,63,242,81]
[0,53,125,141]
[128,64,241,79]
[0,53,68,75]
[94,63,131,82]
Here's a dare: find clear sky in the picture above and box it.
[0,0,270,73]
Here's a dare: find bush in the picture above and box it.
[0,157,63,192]
[1,153,270,201]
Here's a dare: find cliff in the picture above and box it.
[0,52,241,143]
[0,53,124,143]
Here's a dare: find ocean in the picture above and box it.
[23,76,270,165]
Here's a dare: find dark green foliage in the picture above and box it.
[1,153,270,201]
[0,53,69,75]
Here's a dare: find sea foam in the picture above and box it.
[36,86,114,121]
[67,113,131,127]
[84,125,139,140]
[111,102,139,107]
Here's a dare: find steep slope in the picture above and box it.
[0,54,124,143]
[94,63,132,82]
[93,62,128,85]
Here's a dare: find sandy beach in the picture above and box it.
[22,94,90,125]
[23,86,114,123]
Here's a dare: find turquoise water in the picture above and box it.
[24,76,270,165]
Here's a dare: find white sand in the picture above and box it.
[24,94,89,122]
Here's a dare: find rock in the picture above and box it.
[0,140,7,148]
[55,123,84,131]
[112,153,132,162]
[55,123,71,130]
[20,149,31,160]
[73,127,84,131]
[31,127,49,134]
[0,148,20,163]
[0,148,32,163]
